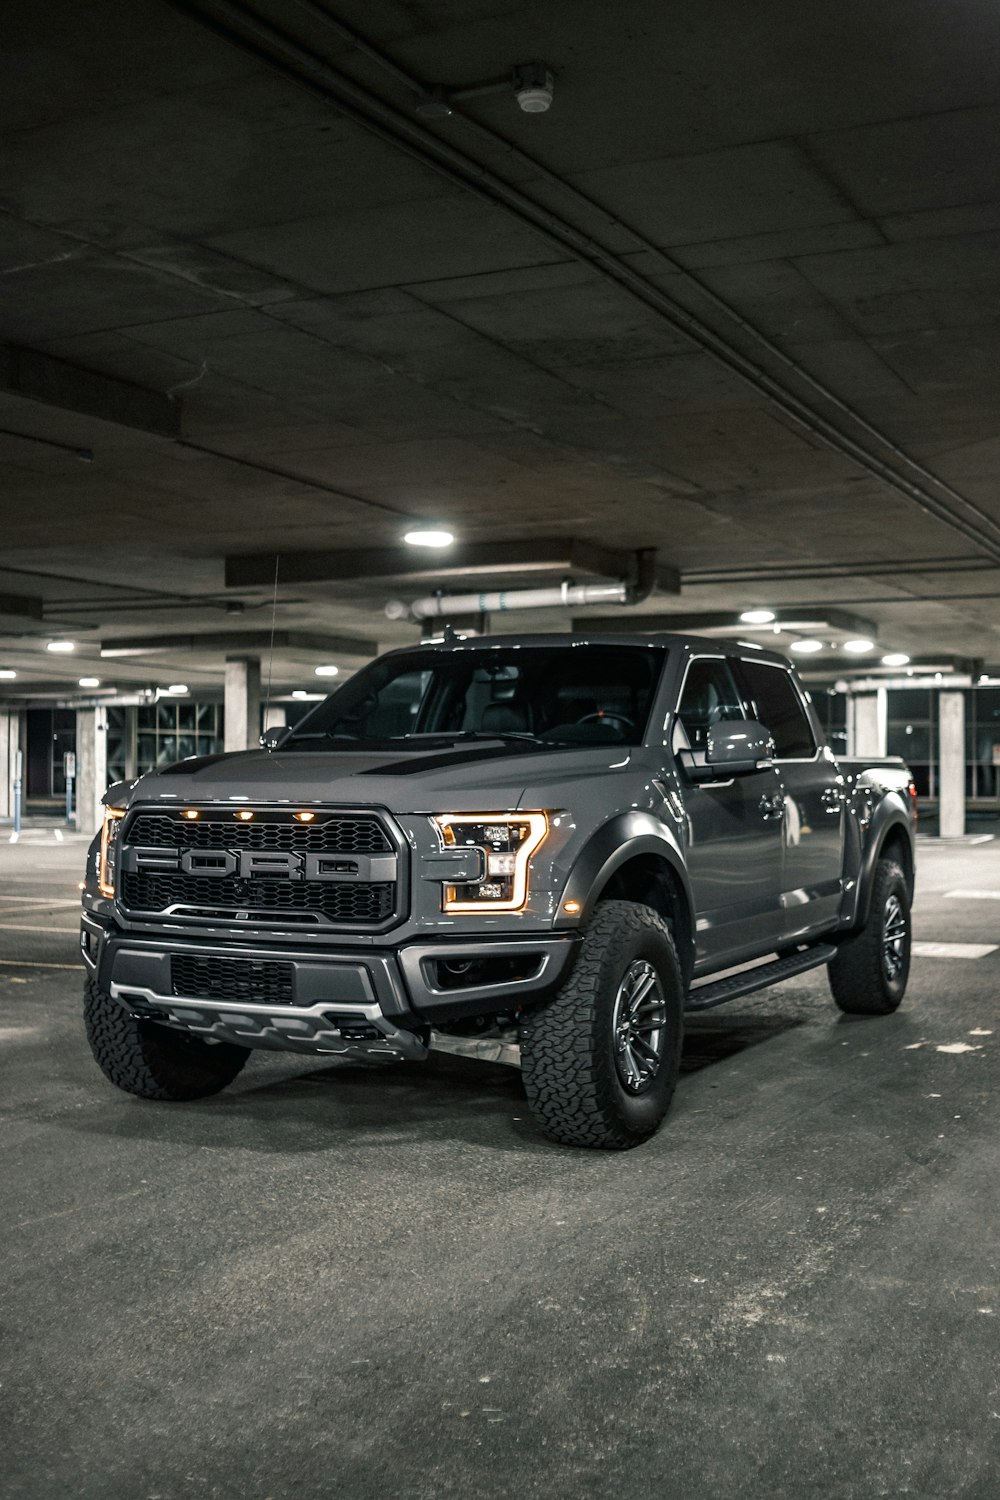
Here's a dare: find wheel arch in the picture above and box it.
[559,814,695,988]
[845,802,915,932]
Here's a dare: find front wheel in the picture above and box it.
[518,901,684,1148]
[84,979,250,1100]
[828,858,911,1015]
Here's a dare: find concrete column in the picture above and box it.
[224,657,261,752]
[263,704,287,732]
[0,711,20,820]
[847,688,887,758]
[75,706,108,837]
[938,691,966,838]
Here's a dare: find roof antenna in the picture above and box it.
[262,553,280,735]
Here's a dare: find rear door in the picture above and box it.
[735,656,845,941]
[672,655,786,969]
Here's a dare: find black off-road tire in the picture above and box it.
[828,858,911,1015]
[84,978,250,1100]
[518,901,684,1149]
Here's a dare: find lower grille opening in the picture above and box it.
[171,955,295,1006]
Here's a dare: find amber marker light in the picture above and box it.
[98,808,126,898]
[294,811,316,822]
[236,810,254,821]
[563,900,582,914]
[183,809,200,820]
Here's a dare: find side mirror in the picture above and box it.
[678,719,774,781]
[259,725,292,751]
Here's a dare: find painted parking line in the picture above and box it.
[944,890,1000,900]
[0,923,80,934]
[912,941,998,960]
[0,895,80,905]
[0,959,80,970]
[0,1026,41,1042]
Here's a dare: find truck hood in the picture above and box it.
[117,741,636,814]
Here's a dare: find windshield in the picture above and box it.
[288,644,667,750]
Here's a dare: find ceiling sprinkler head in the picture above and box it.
[513,60,554,113]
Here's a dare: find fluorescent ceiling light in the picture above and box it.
[0,669,16,680]
[292,690,324,700]
[46,640,75,653]
[881,653,910,667]
[843,639,874,654]
[166,684,189,695]
[314,664,339,677]
[790,638,824,654]
[739,609,775,625]
[403,527,455,548]
[78,677,101,688]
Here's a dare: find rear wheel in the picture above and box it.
[518,900,684,1148]
[828,858,910,1015]
[84,979,250,1100]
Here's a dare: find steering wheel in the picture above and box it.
[578,711,635,734]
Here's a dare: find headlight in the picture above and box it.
[431,813,548,912]
[98,807,126,897]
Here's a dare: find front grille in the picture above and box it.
[128,812,391,854]
[120,806,400,929]
[123,871,395,924]
[171,954,295,1006]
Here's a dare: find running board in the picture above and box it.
[685,943,837,1013]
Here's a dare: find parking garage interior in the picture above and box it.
[3,2,1000,1496]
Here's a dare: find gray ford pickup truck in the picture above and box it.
[81,633,916,1148]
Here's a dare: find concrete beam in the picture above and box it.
[573,607,877,637]
[100,630,378,658]
[0,346,179,438]
[0,592,44,626]
[225,540,680,594]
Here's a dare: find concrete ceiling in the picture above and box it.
[2,0,1000,699]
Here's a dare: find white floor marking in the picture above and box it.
[911,941,998,959]
[0,896,79,904]
[0,959,80,970]
[936,1043,983,1055]
[969,1028,994,1036]
[53,828,63,842]
[944,889,1000,900]
[0,1026,40,1042]
[0,923,79,934]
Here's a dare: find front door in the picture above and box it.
[673,656,786,970]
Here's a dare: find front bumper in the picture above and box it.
[80,912,579,1062]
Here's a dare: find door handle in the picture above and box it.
[759,793,785,820]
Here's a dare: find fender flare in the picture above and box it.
[558,812,695,973]
[843,795,915,931]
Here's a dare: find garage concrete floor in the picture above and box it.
[2,834,998,1500]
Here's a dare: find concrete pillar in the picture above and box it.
[75,706,108,837]
[224,657,261,752]
[847,689,887,758]
[263,704,287,732]
[0,711,20,820]
[938,691,966,838]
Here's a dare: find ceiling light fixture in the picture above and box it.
[166,684,189,695]
[46,640,75,653]
[843,639,874,654]
[739,609,776,625]
[78,677,101,688]
[314,665,339,678]
[790,639,824,654]
[403,526,455,548]
[881,653,910,668]
[0,669,17,680]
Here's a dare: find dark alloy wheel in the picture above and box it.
[84,978,250,1100]
[828,857,911,1016]
[519,900,684,1149]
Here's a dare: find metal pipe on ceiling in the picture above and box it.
[389,581,631,622]
[168,0,1000,569]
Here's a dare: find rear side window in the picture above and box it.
[739,660,815,759]
[675,658,746,750]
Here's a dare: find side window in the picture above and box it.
[740,660,815,759]
[674,658,746,751]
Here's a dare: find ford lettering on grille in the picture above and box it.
[121,847,397,882]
